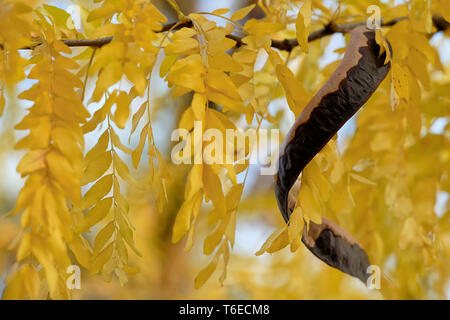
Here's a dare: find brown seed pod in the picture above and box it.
[275,26,391,283]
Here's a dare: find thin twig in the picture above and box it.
[0,15,447,52]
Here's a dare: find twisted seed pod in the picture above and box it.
[275,26,391,283]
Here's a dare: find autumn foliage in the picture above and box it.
[0,0,449,299]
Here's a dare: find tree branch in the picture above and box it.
[0,15,447,51]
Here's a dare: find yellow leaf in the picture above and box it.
[172,27,197,40]
[349,173,377,186]
[94,221,115,255]
[391,63,409,102]
[82,151,112,185]
[131,126,148,168]
[166,54,205,93]
[204,217,226,255]
[266,227,289,253]
[206,69,241,101]
[16,150,47,177]
[296,0,311,53]
[209,52,243,72]
[303,159,330,201]
[299,182,322,225]
[194,252,219,289]
[17,232,32,261]
[172,191,202,243]
[68,235,92,268]
[256,226,287,256]
[124,62,146,96]
[113,152,133,183]
[81,174,113,209]
[90,242,114,275]
[165,38,199,55]
[46,151,80,203]
[85,130,109,165]
[231,4,255,21]
[288,207,304,243]
[275,64,310,117]
[93,61,123,102]
[212,8,230,15]
[114,91,130,129]
[203,164,226,215]
[191,93,207,121]
[185,164,203,200]
[160,54,177,78]
[81,197,112,232]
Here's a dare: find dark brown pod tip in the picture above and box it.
[274,26,391,284]
[302,218,370,283]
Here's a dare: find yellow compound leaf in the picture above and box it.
[230,4,255,21]
[296,0,311,53]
